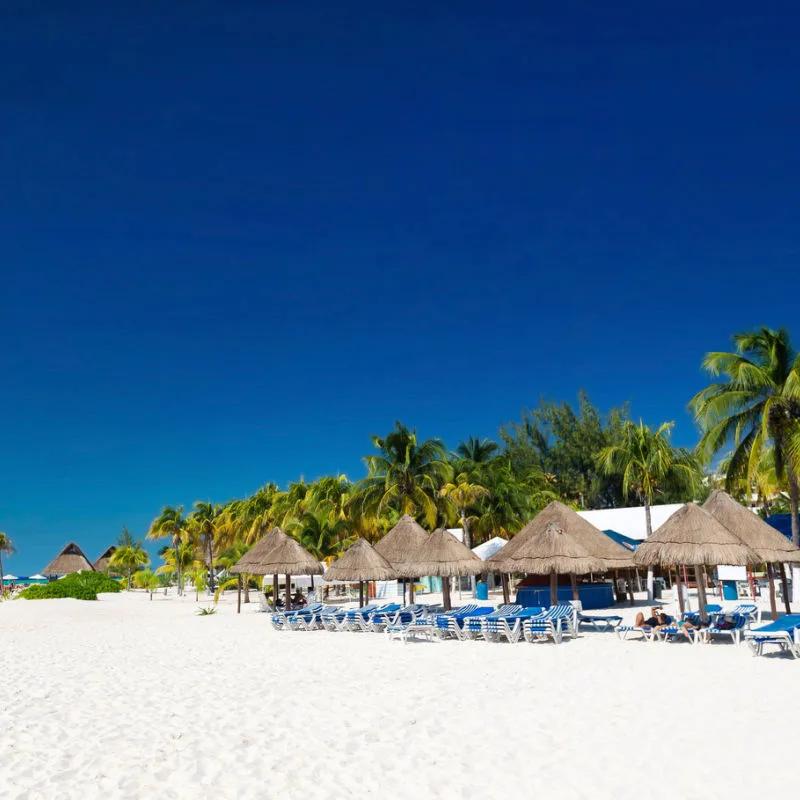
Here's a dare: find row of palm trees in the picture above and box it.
[132,325,800,590]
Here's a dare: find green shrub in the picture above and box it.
[18,571,123,601]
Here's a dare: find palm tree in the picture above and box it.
[287,510,354,563]
[440,475,489,552]
[597,420,700,536]
[155,542,200,588]
[691,327,800,545]
[359,421,453,528]
[109,541,150,589]
[188,501,224,592]
[456,436,499,465]
[147,506,188,595]
[132,569,160,599]
[0,532,15,597]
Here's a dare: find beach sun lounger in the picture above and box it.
[461,605,522,639]
[578,614,623,632]
[387,604,479,643]
[481,607,546,644]
[744,615,800,658]
[434,607,494,640]
[523,604,576,644]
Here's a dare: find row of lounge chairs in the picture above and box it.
[270,601,584,645]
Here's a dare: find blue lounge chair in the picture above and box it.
[320,602,382,631]
[368,604,425,632]
[694,614,748,645]
[388,604,480,643]
[578,614,623,632]
[270,602,324,631]
[343,603,401,632]
[462,605,522,640]
[523,604,576,644]
[434,607,494,640]
[481,607,546,644]
[744,615,800,658]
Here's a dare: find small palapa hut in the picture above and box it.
[404,528,485,610]
[703,489,800,615]
[93,545,118,573]
[43,542,95,577]
[634,502,761,621]
[324,538,396,607]
[489,521,605,606]
[373,514,430,604]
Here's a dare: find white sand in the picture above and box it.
[1,591,798,800]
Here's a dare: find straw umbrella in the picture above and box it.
[494,501,635,604]
[324,538,396,607]
[703,490,800,616]
[231,527,323,613]
[403,528,485,610]
[373,514,430,604]
[488,522,606,606]
[633,503,761,622]
[231,526,288,606]
[42,542,95,576]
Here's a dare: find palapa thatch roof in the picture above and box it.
[404,528,486,578]
[373,514,430,577]
[493,501,634,571]
[323,538,397,582]
[231,526,322,576]
[43,542,95,576]
[633,502,762,567]
[702,490,800,564]
[230,527,289,575]
[93,545,117,572]
[488,521,606,575]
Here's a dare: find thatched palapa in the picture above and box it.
[488,521,606,576]
[633,503,762,568]
[324,538,397,582]
[93,545,117,572]
[373,514,430,576]
[230,527,290,576]
[702,490,800,564]
[493,501,634,570]
[404,528,485,578]
[43,542,95,576]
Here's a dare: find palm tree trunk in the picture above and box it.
[767,564,778,619]
[127,568,132,591]
[461,510,476,597]
[174,539,182,596]
[778,563,791,614]
[550,569,558,607]
[644,499,654,602]
[0,552,4,599]
[207,538,215,593]
[442,576,451,611]
[501,573,510,605]
[789,467,800,547]
[696,565,709,624]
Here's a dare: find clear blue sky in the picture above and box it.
[2,2,798,574]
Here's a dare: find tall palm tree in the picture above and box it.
[359,421,453,528]
[188,501,224,591]
[147,506,188,595]
[597,420,700,537]
[109,542,150,590]
[691,327,800,545]
[456,436,499,465]
[155,542,200,587]
[440,475,489,552]
[0,532,15,597]
[287,510,354,563]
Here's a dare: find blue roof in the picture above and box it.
[602,529,640,552]
[766,515,793,538]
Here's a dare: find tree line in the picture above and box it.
[107,326,800,592]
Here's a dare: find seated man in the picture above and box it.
[634,606,672,631]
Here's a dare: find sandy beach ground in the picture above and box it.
[1,590,798,800]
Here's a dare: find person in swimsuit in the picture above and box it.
[634,606,672,632]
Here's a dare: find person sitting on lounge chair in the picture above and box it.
[678,615,710,641]
[292,589,307,608]
[634,606,672,631]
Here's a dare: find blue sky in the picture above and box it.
[2,2,799,574]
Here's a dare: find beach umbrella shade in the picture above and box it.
[230,526,289,606]
[42,542,95,576]
[403,528,486,610]
[324,538,396,607]
[633,502,762,622]
[703,489,800,615]
[488,521,606,606]
[4,574,17,582]
[373,514,430,604]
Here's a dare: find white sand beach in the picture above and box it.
[2,591,798,800]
